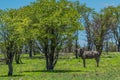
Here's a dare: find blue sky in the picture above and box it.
[0,0,120,11]
[0,0,36,10]
[0,0,120,47]
[80,0,120,12]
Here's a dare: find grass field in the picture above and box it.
[0,52,120,80]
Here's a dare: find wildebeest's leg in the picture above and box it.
[83,59,86,67]
[95,57,100,67]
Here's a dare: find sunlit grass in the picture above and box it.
[0,52,120,80]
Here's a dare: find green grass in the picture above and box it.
[0,52,120,80]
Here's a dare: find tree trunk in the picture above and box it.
[68,38,73,53]
[75,39,78,58]
[15,53,22,64]
[105,40,109,54]
[47,56,54,70]
[44,29,59,71]
[6,41,14,76]
[29,40,33,58]
[8,61,13,76]
[44,47,55,70]
[68,45,72,53]
[15,47,22,64]
[117,42,120,52]
[87,41,92,51]
[47,45,55,70]
[44,43,49,70]
[87,34,92,51]
[7,51,14,76]
[45,51,49,70]
[96,44,103,56]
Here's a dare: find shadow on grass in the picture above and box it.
[0,74,25,77]
[101,55,114,58]
[22,56,44,59]
[23,69,88,73]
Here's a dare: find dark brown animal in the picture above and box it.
[79,49,100,67]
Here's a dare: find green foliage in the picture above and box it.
[31,0,81,38]
[1,9,28,45]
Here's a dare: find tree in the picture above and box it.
[91,10,112,54]
[17,5,39,58]
[74,1,94,51]
[31,0,81,70]
[0,9,31,76]
[105,6,120,52]
[0,10,15,76]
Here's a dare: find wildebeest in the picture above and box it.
[78,48,100,67]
